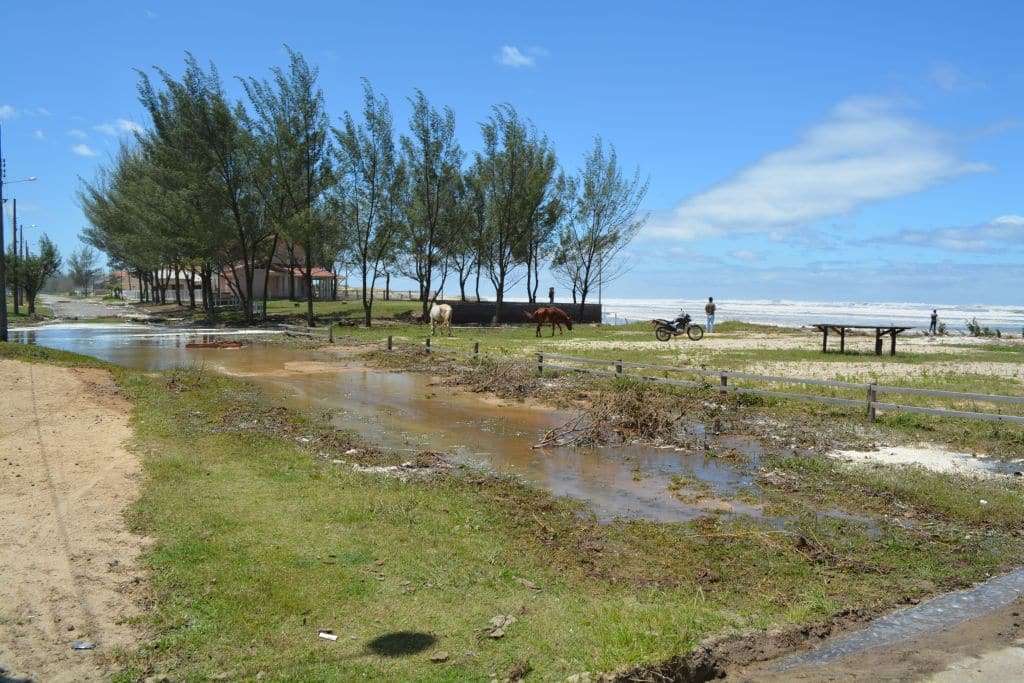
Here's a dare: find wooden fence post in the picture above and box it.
[473,341,480,357]
[536,352,544,376]
[425,337,431,353]
[719,372,728,394]
[328,325,334,343]
[867,382,877,422]
[615,359,623,375]
[387,335,393,351]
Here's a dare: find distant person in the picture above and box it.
[929,309,938,336]
[548,286,555,304]
[705,297,716,333]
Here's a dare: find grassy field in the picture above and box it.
[3,341,1023,679]
[135,297,423,324]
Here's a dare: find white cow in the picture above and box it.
[429,303,453,336]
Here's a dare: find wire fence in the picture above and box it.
[378,335,1024,426]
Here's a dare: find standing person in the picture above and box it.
[705,297,716,333]
[548,286,555,304]
[929,309,938,336]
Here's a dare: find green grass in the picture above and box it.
[113,369,1022,680]
[0,340,109,367]
[140,297,422,327]
[4,295,52,320]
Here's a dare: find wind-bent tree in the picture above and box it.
[67,245,100,293]
[551,137,648,317]
[446,171,481,301]
[243,47,333,325]
[399,90,463,319]
[474,104,559,323]
[137,54,270,322]
[333,80,404,327]
[15,236,62,314]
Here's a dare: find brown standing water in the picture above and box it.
[13,324,763,523]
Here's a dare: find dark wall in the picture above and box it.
[444,300,601,325]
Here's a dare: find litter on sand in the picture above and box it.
[71,640,96,650]
[318,630,339,641]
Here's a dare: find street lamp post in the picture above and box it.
[0,121,39,342]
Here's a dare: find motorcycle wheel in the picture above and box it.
[687,325,704,341]
[655,326,673,342]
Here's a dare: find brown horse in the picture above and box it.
[524,307,574,337]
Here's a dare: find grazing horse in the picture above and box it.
[429,303,453,336]
[524,307,574,337]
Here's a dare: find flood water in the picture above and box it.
[12,324,761,523]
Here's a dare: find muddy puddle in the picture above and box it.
[13,325,797,524]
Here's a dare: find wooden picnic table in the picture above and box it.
[813,324,912,356]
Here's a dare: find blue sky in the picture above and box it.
[1,0,1021,303]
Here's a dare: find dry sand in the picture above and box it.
[552,330,1023,355]
[0,360,145,682]
[827,445,1021,477]
[740,360,1024,383]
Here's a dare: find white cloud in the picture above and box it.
[880,214,1024,252]
[648,96,988,239]
[729,249,761,262]
[94,118,144,137]
[0,105,15,119]
[497,45,546,68]
[71,143,98,157]
[34,107,52,117]
[928,63,983,93]
[145,9,158,19]
[68,128,88,139]
[33,129,45,140]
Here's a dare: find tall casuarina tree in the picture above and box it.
[552,137,648,317]
[399,90,463,319]
[333,80,404,327]
[244,47,334,326]
[474,104,559,324]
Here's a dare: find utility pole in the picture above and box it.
[1,123,7,342]
[0,122,38,342]
[11,198,17,314]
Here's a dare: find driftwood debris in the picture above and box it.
[185,340,245,350]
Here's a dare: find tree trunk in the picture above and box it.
[361,264,372,328]
[577,287,589,319]
[492,273,505,325]
[526,248,536,303]
[174,268,182,306]
[289,266,295,301]
[474,262,481,302]
[304,249,315,327]
[385,272,390,301]
[261,234,278,321]
[187,269,196,309]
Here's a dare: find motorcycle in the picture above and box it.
[652,311,704,342]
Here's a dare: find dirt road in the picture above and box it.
[0,359,144,681]
[39,294,133,320]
